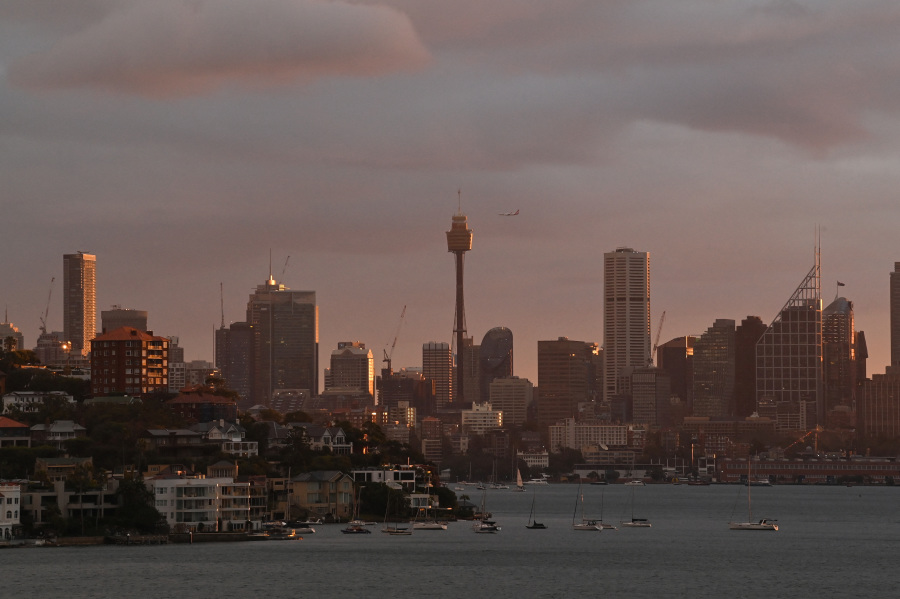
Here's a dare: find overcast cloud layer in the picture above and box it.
[3,0,900,386]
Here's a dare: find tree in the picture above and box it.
[114,475,167,533]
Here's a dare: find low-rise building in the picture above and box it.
[2,391,74,414]
[31,420,87,450]
[0,416,30,447]
[0,484,21,542]
[548,419,629,453]
[289,471,354,521]
[190,420,258,458]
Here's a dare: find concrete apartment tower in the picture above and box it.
[447,207,473,408]
[63,252,96,356]
[603,247,650,402]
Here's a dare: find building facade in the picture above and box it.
[479,327,513,405]
[63,252,96,356]
[325,342,375,398]
[537,337,599,427]
[100,307,148,333]
[692,319,736,418]
[423,342,453,410]
[488,376,533,427]
[246,275,318,405]
[90,327,169,397]
[756,259,823,428]
[603,247,650,401]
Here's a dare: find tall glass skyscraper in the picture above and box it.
[63,252,96,356]
[247,275,318,405]
[756,257,823,429]
[603,247,650,402]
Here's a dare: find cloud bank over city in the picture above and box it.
[3,0,900,383]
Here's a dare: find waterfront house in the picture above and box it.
[289,471,354,521]
[147,474,262,533]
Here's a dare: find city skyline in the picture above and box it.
[3,3,900,386]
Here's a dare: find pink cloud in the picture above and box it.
[8,0,429,97]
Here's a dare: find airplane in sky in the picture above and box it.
[499,209,519,216]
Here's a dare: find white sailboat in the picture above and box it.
[729,459,778,531]
[414,474,447,530]
[572,482,601,531]
[473,489,501,533]
[597,485,617,530]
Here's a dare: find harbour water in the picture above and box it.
[4,483,897,598]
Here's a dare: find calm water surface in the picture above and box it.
[5,484,897,598]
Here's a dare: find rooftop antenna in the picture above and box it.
[220,282,225,328]
[269,249,273,282]
[457,189,462,213]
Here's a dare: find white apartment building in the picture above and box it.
[148,477,261,532]
[461,402,502,435]
[549,418,629,453]
[603,247,650,401]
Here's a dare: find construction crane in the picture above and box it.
[382,305,407,373]
[39,277,55,335]
[281,255,290,281]
[649,310,666,366]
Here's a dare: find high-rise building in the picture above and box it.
[423,342,453,410]
[692,319,736,418]
[631,366,671,425]
[246,274,318,405]
[657,335,696,409]
[479,327,513,404]
[63,252,96,356]
[734,316,766,419]
[603,247,650,401]
[537,337,599,427]
[822,296,857,414]
[756,257,823,429]
[101,307,148,333]
[90,326,168,397]
[447,209,473,408]
[326,341,375,398]
[488,376,533,427]
[461,337,480,405]
[891,263,900,366]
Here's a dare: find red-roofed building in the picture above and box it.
[90,327,169,397]
[0,416,30,448]
[167,388,237,423]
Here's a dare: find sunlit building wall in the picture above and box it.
[603,247,650,402]
[63,252,96,356]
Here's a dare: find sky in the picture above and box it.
[3,0,900,390]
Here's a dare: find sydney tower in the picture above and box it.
[446,210,473,406]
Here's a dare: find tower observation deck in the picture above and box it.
[447,212,473,406]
